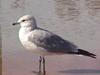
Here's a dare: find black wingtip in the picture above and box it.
[78,49,96,59]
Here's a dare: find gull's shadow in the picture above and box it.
[59,69,100,74]
[32,70,46,75]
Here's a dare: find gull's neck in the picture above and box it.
[20,25,37,34]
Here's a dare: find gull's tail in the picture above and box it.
[77,49,96,59]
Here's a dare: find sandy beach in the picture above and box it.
[1,0,100,75]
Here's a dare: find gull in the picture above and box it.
[12,15,96,74]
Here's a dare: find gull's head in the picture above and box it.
[12,15,37,28]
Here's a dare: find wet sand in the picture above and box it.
[2,49,100,75]
[2,50,100,75]
[0,49,1,75]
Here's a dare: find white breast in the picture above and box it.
[19,28,52,56]
[19,28,37,49]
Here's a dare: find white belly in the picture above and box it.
[19,36,52,56]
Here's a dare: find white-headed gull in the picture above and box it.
[12,15,96,74]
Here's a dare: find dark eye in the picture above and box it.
[22,20,26,22]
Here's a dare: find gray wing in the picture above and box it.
[29,29,78,53]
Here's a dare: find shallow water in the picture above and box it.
[1,0,100,75]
